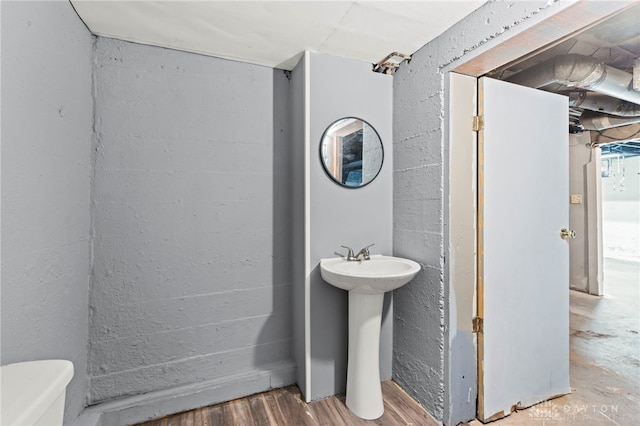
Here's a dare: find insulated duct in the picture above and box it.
[579,111,640,131]
[507,54,640,105]
[568,92,640,117]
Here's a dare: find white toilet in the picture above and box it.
[1,360,74,426]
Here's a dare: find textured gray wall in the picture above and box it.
[0,1,93,422]
[308,52,393,399]
[392,2,573,424]
[362,124,384,184]
[89,38,293,404]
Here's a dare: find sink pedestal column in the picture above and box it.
[346,291,385,420]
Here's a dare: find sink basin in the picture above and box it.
[319,254,420,419]
[320,255,420,294]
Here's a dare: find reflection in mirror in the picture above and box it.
[319,118,383,188]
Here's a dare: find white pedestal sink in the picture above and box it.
[320,255,420,420]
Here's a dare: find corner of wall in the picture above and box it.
[393,1,580,424]
[0,1,95,423]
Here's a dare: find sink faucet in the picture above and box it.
[341,245,357,261]
[356,244,374,261]
[341,244,375,261]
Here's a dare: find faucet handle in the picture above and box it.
[361,243,375,252]
[357,243,375,260]
[341,245,357,261]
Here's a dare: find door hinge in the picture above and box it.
[472,115,484,132]
[472,317,483,333]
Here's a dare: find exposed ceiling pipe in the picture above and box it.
[579,111,640,131]
[568,92,640,117]
[591,123,640,146]
[506,54,640,105]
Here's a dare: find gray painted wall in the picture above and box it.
[1,1,590,424]
[308,52,393,399]
[289,56,307,396]
[0,1,93,423]
[392,1,574,424]
[89,38,294,404]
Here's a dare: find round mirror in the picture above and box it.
[319,117,384,188]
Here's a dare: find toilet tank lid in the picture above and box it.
[1,360,74,426]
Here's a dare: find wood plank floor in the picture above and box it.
[136,380,438,426]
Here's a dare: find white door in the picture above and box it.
[477,77,571,422]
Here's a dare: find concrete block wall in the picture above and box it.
[89,38,294,404]
[1,1,586,424]
[392,1,574,424]
[0,1,94,422]
[393,53,447,421]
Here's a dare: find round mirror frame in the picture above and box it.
[318,117,384,189]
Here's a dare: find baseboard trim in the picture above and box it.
[73,361,296,426]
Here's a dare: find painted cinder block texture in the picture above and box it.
[89,38,293,403]
[0,1,94,422]
[392,1,573,424]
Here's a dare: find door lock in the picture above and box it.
[560,228,576,239]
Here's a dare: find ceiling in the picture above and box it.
[488,3,640,101]
[69,1,639,156]
[70,0,485,70]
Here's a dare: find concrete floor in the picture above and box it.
[468,258,639,425]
